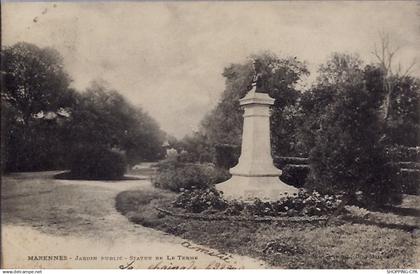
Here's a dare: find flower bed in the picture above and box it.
[172,187,343,217]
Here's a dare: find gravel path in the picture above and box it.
[1,171,266,269]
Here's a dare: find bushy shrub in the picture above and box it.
[173,188,342,216]
[273,157,310,188]
[384,145,419,195]
[399,169,420,195]
[246,190,342,216]
[214,144,240,168]
[152,160,231,192]
[308,66,402,207]
[172,187,228,213]
[280,164,309,188]
[70,145,126,180]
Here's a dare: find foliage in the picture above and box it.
[273,157,309,188]
[296,53,363,153]
[198,51,309,161]
[1,42,74,124]
[247,190,341,217]
[399,170,419,195]
[384,76,420,147]
[307,57,402,206]
[1,42,76,172]
[172,187,228,213]
[280,164,309,189]
[69,145,127,180]
[68,82,165,165]
[394,150,420,195]
[176,132,214,163]
[124,201,417,268]
[214,144,240,168]
[316,53,364,87]
[152,159,230,192]
[2,108,71,171]
[173,188,342,216]
[297,86,336,153]
[1,42,166,172]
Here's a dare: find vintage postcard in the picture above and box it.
[1,1,419,270]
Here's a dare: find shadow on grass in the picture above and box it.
[54,171,147,181]
[341,215,419,232]
[2,190,53,200]
[379,205,420,218]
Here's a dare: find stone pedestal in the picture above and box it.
[216,89,297,201]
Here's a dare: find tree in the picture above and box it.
[1,42,166,173]
[2,42,74,124]
[317,52,364,87]
[198,51,309,164]
[372,32,417,121]
[297,85,336,153]
[178,132,215,163]
[1,42,76,171]
[308,61,401,206]
[384,75,420,147]
[370,34,420,147]
[68,82,165,166]
[297,53,364,153]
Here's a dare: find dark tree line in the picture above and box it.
[1,42,165,174]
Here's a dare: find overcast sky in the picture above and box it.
[3,1,420,138]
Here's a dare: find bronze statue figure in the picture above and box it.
[247,58,267,93]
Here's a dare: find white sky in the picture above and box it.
[3,1,420,138]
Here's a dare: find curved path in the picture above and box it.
[1,171,266,269]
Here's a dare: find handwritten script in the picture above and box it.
[119,260,241,270]
[180,241,234,263]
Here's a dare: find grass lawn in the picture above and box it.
[116,189,419,269]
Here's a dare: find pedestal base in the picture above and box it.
[216,175,298,202]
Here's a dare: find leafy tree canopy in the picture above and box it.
[199,51,309,159]
[69,81,166,165]
[1,43,166,172]
[308,56,402,206]
[1,42,75,124]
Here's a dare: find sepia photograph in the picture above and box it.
[1,1,419,270]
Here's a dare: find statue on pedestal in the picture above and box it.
[216,58,298,201]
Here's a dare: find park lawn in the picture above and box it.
[116,189,419,269]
